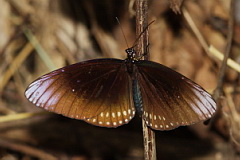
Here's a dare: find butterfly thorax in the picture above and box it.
[124,47,138,74]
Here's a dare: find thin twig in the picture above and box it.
[135,0,157,160]
[224,87,240,148]
[213,0,235,99]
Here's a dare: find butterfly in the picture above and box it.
[25,44,216,130]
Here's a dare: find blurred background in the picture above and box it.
[0,0,240,159]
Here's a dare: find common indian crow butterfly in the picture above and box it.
[25,38,216,131]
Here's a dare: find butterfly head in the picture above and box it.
[125,47,136,62]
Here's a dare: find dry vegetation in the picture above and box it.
[0,0,240,159]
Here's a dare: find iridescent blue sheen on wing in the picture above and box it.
[132,79,143,115]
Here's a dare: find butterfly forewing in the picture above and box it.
[135,60,216,130]
[25,59,135,127]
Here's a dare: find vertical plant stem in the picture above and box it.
[135,0,156,159]
[142,118,157,160]
[213,0,234,99]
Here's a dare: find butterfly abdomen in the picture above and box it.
[132,79,143,116]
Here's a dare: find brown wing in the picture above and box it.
[25,59,135,127]
[135,60,216,130]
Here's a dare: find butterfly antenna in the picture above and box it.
[132,20,155,48]
[116,17,130,49]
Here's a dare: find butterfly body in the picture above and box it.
[132,79,143,116]
[25,48,216,130]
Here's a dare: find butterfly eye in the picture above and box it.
[126,48,136,55]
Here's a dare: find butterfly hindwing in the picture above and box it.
[25,59,135,127]
[135,60,216,130]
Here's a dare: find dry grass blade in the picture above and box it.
[182,8,210,57]
[0,111,49,123]
[0,42,33,93]
[23,28,56,71]
[169,0,183,14]
[209,46,240,73]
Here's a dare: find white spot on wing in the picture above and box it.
[106,112,109,117]
[112,112,116,118]
[146,112,148,117]
[133,111,135,115]
[117,112,121,117]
